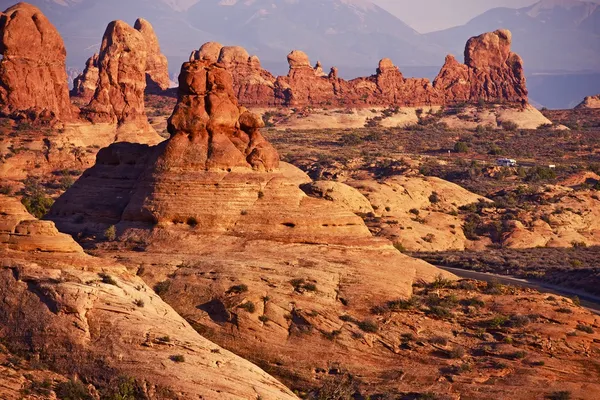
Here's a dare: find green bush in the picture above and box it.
[358,319,378,333]
[104,225,117,241]
[238,301,256,313]
[20,181,54,219]
[55,379,93,400]
[454,141,470,153]
[227,284,249,294]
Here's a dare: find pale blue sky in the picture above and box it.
[372,0,538,32]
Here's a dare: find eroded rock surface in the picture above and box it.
[71,53,99,101]
[576,95,600,109]
[212,29,528,108]
[82,20,161,144]
[134,18,170,92]
[0,195,297,400]
[0,3,75,121]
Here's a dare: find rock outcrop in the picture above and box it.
[0,3,75,121]
[71,53,99,101]
[0,196,297,399]
[189,42,276,106]
[576,94,600,109]
[211,29,528,108]
[435,29,528,104]
[48,59,453,390]
[134,18,170,92]
[82,20,161,144]
[72,18,170,99]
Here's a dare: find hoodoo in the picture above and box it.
[209,29,528,108]
[0,2,75,121]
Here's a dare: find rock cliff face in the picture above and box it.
[72,18,170,99]
[214,29,528,108]
[0,3,75,121]
[82,20,161,144]
[83,20,148,125]
[190,42,276,106]
[0,196,297,400]
[71,53,99,101]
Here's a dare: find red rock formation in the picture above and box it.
[209,29,528,108]
[83,20,148,125]
[576,95,600,109]
[189,43,277,106]
[166,59,279,171]
[0,3,75,121]
[71,53,99,101]
[134,18,170,92]
[434,29,528,104]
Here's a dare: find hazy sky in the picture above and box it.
[372,0,538,32]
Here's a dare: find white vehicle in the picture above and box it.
[496,158,518,167]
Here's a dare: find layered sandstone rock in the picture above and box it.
[189,43,276,106]
[434,29,528,104]
[0,196,297,399]
[48,60,454,391]
[576,95,600,109]
[211,29,528,108]
[134,18,170,92]
[0,195,82,253]
[71,53,99,101]
[0,3,75,121]
[82,20,161,144]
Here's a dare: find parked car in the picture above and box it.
[497,158,518,167]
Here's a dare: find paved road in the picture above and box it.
[438,266,600,316]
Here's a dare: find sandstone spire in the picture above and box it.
[134,17,170,92]
[0,2,75,121]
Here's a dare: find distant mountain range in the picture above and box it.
[2,0,599,108]
[427,0,600,71]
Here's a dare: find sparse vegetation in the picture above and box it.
[169,355,185,363]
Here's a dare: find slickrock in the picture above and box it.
[211,29,528,108]
[0,195,297,400]
[0,2,76,121]
[576,94,600,109]
[82,20,162,144]
[0,195,82,253]
[134,18,170,92]
[71,53,99,101]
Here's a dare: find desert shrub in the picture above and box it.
[55,379,93,400]
[386,297,420,311]
[154,280,171,295]
[576,324,594,334]
[104,225,117,241]
[526,166,556,182]
[358,319,378,333]
[98,272,117,286]
[501,121,518,131]
[339,133,362,146]
[227,284,249,294]
[555,307,572,314]
[102,376,142,400]
[453,141,469,153]
[169,355,185,363]
[429,191,440,203]
[448,346,466,359]
[133,299,145,308]
[546,391,572,400]
[460,297,485,308]
[290,278,317,292]
[156,336,171,343]
[20,182,54,219]
[312,373,357,400]
[506,351,527,360]
[259,315,270,323]
[488,144,503,155]
[238,301,256,313]
[186,217,198,226]
[429,336,448,346]
[23,378,53,396]
[393,242,406,253]
[429,274,454,289]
